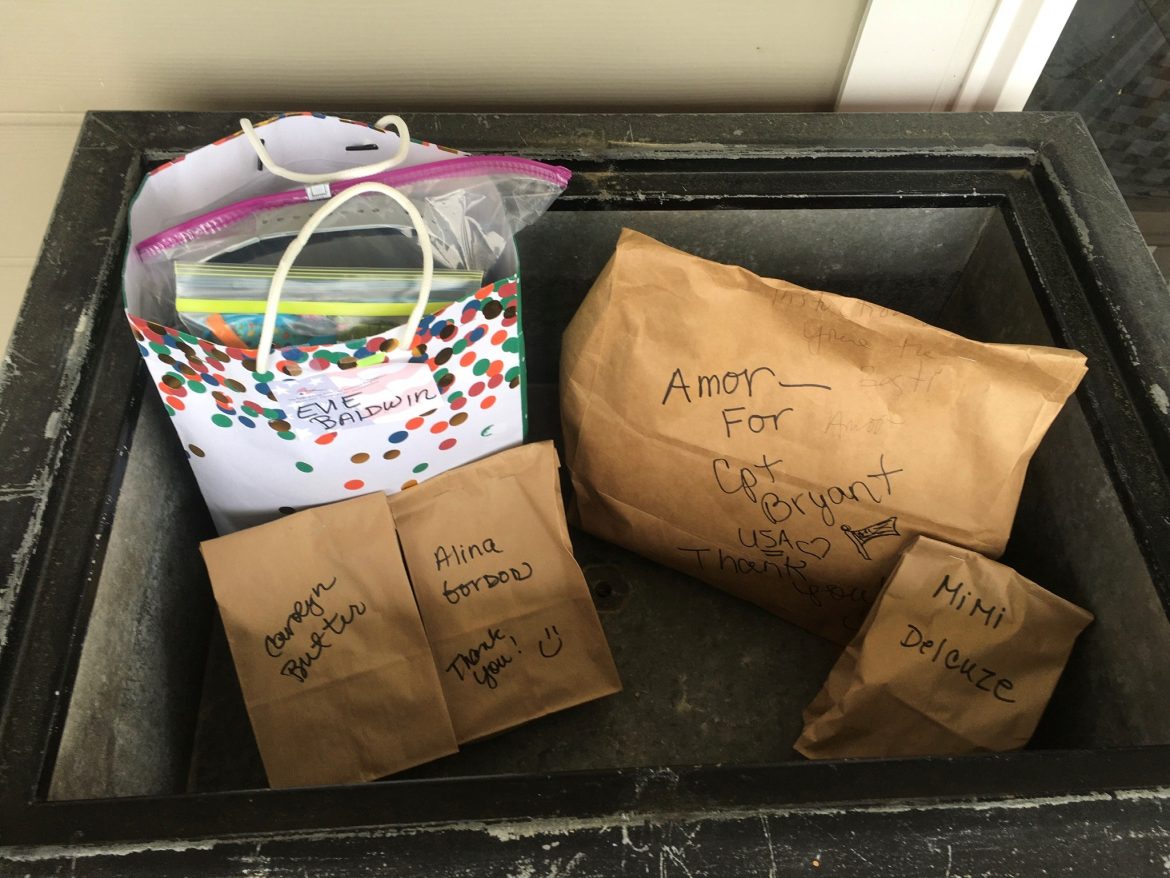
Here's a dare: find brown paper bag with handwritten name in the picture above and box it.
[388,441,621,743]
[795,535,1093,758]
[561,229,1087,644]
[200,493,458,788]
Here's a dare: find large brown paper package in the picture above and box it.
[200,493,458,788]
[795,535,1094,758]
[560,229,1088,644]
[389,441,622,743]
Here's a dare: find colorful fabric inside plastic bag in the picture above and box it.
[173,262,483,346]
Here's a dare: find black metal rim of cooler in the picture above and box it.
[1,112,1169,856]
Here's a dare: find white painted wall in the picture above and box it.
[838,0,1077,112]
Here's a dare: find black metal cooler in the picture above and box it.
[2,112,1169,874]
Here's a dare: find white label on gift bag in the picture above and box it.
[271,362,440,435]
[305,183,332,201]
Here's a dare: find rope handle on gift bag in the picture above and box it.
[254,181,433,373]
[240,114,412,184]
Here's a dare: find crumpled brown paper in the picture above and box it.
[389,441,622,743]
[561,229,1088,643]
[795,535,1094,758]
[200,493,457,788]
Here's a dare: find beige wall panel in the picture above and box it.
[0,115,83,260]
[0,1,865,112]
[0,1,867,355]
[0,263,32,358]
[0,116,83,357]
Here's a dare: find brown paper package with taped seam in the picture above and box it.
[388,441,622,744]
[560,228,1088,644]
[795,535,1094,758]
[200,493,458,789]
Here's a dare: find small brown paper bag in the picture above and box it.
[388,441,622,743]
[795,535,1094,759]
[200,493,458,788]
[561,229,1088,644]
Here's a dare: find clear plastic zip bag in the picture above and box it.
[134,155,571,337]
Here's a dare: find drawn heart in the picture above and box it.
[796,538,831,560]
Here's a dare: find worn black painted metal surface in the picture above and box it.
[2,112,1170,874]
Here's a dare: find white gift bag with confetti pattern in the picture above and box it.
[123,113,568,533]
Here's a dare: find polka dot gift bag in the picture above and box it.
[123,113,570,533]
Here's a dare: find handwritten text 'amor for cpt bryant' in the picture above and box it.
[661,366,831,439]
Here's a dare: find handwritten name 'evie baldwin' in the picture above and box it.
[296,386,438,431]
